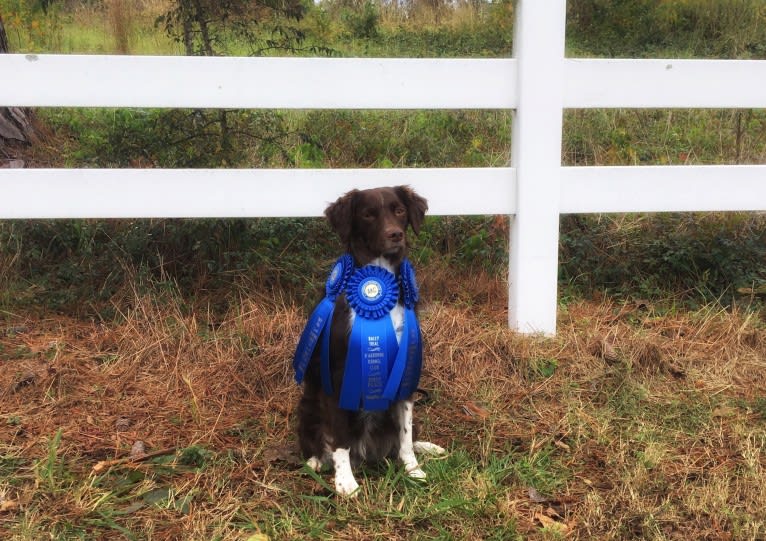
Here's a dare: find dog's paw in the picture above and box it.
[334,471,360,497]
[306,456,323,472]
[406,466,427,480]
[414,441,447,456]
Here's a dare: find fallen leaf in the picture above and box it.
[602,341,620,363]
[462,402,490,419]
[713,406,737,418]
[535,512,568,533]
[12,372,36,393]
[554,440,571,452]
[738,285,766,296]
[5,325,29,335]
[245,535,270,541]
[130,441,147,458]
[544,506,562,519]
[535,512,556,528]
[0,500,20,513]
[143,487,170,505]
[634,299,653,311]
[667,362,686,379]
[115,417,130,432]
[588,336,620,363]
[262,445,302,466]
[528,486,548,503]
[121,501,144,514]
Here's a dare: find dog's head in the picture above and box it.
[325,186,428,267]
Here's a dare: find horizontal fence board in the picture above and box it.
[561,165,766,213]
[0,167,515,218]
[0,54,517,109]
[565,59,766,109]
[8,55,765,111]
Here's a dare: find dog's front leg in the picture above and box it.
[327,409,360,497]
[331,447,359,497]
[397,399,426,479]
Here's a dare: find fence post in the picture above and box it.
[508,0,567,334]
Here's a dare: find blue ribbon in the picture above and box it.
[295,256,424,411]
[400,258,420,308]
[293,254,353,392]
[383,259,422,400]
[340,266,399,411]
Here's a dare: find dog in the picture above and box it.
[296,186,445,497]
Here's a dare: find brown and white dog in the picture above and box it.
[296,186,445,497]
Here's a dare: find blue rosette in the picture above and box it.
[340,265,399,410]
[399,258,420,309]
[293,254,353,393]
[345,265,399,320]
[326,253,353,301]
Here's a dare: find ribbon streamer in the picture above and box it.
[383,259,422,400]
[340,266,400,410]
[293,254,353,388]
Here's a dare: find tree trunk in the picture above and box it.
[0,14,37,147]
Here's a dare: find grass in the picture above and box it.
[1,271,765,540]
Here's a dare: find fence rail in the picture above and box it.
[0,54,516,109]
[2,0,765,333]
[7,55,766,110]
[0,168,515,219]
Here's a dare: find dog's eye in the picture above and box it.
[394,207,406,217]
[362,210,376,220]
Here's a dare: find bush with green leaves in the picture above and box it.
[567,0,766,58]
[560,213,766,305]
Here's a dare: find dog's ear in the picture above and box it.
[395,185,428,235]
[325,189,358,246]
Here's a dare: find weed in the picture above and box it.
[510,446,569,496]
[752,396,766,419]
[34,428,68,493]
[531,358,559,380]
[178,445,213,470]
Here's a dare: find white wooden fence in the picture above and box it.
[2,0,766,334]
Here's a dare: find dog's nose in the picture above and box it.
[387,229,404,243]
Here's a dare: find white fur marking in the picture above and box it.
[389,303,404,344]
[414,441,447,456]
[370,256,396,275]
[397,400,425,479]
[332,448,359,497]
[306,456,323,472]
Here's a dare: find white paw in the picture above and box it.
[331,448,359,497]
[306,456,323,472]
[414,441,447,456]
[407,467,427,480]
[334,471,360,497]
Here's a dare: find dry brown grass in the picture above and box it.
[1,268,765,539]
